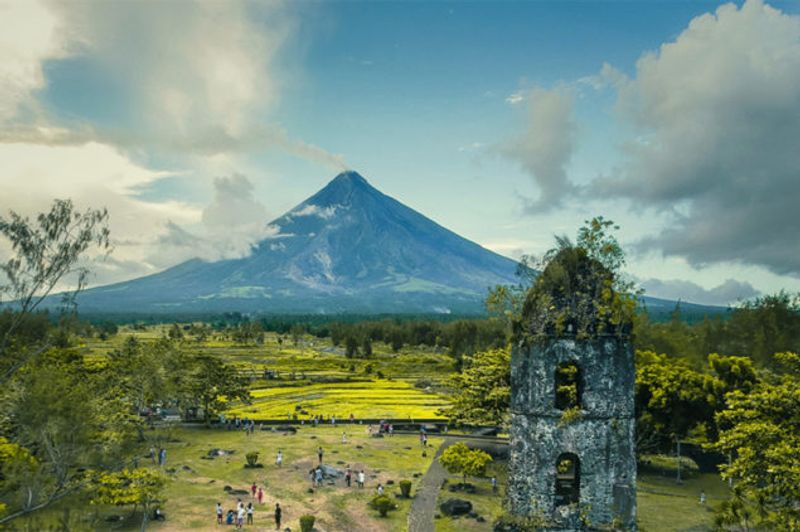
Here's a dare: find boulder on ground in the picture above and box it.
[440,498,472,517]
[320,465,343,479]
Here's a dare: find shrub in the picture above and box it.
[245,451,260,467]
[439,442,493,483]
[399,480,412,498]
[299,514,315,532]
[369,495,396,517]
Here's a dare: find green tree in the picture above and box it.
[362,336,373,358]
[91,468,166,532]
[710,352,800,530]
[188,354,251,426]
[439,443,493,483]
[635,350,718,452]
[1,351,140,524]
[444,348,510,426]
[0,199,110,383]
[345,336,360,358]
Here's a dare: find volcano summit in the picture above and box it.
[75,171,519,314]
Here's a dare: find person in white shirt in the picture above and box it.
[276,450,283,467]
[236,506,245,529]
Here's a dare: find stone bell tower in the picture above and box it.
[507,248,637,530]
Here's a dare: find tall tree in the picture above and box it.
[444,348,511,426]
[187,354,251,426]
[711,352,800,531]
[0,200,109,382]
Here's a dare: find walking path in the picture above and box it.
[408,438,455,532]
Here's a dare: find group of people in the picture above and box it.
[216,498,281,530]
[221,416,260,435]
[149,446,167,466]
[310,464,366,488]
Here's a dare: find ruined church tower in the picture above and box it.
[507,248,637,530]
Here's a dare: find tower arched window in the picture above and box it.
[555,361,582,410]
[555,453,580,506]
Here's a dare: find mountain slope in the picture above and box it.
[75,171,520,314]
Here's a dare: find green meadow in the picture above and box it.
[18,326,725,531]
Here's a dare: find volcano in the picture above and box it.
[75,171,520,314]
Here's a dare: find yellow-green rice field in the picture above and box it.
[227,379,449,420]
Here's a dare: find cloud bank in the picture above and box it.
[592,0,800,277]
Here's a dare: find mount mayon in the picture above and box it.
[77,171,522,314]
[73,171,720,316]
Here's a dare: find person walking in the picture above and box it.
[317,446,324,464]
[315,466,323,487]
[216,502,223,525]
[251,481,257,497]
[274,503,282,530]
[388,424,393,437]
[246,502,254,525]
[700,490,707,504]
[257,486,264,504]
[345,467,352,488]
[491,476,498,494]
[376,483,384,496]
[159,448,167,466]
[357,470,365,488]
[236,505,245,529]
[276,449,283,467]
[341,431,347,444]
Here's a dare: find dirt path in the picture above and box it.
[408,438,455,532]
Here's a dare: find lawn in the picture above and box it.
[15,425,440,531]
[14,426,730,532]
[147,425,439,531]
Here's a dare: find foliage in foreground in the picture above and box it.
[444,347,510,426]
[439,442,493,483]
[369,494,397,517]
[92,468,166,531]
[710,352,800,530]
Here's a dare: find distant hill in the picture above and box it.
[73,171,521,314]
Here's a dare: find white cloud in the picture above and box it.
[501,86,577,211]
[0,0,345,289]
[291,204,340,220]
[0,141,201,287]
[0,0,69,121]
[505,92,525,105]
[592,0,800,276]
[52,1,290,140]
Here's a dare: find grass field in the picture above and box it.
[79,326,454,422]
[51,326,733,531]
[15,425,729,531]
[16,426,440,532]
[229,379,449,420]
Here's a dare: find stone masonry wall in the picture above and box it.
[508,337,637,530]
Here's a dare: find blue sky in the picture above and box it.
[1,0,799,305]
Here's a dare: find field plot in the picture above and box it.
[228,379,449,420]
